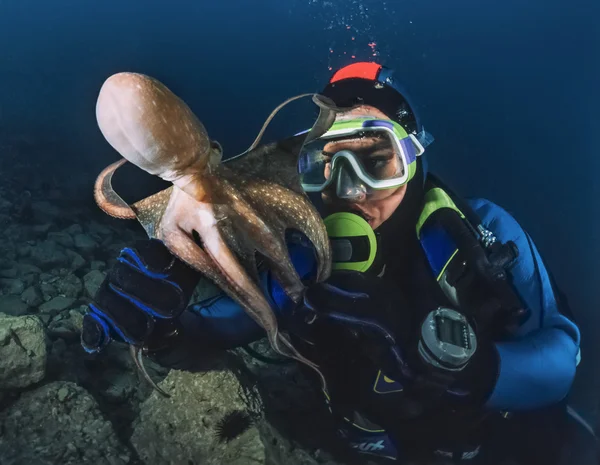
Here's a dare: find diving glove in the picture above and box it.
[81,239,201,353]
[300,271,497,404]
[301,270,415,381]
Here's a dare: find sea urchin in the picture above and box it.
[214,410,254,443]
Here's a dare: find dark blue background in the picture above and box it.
[0,0,597,422]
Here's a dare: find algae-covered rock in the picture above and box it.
[131,369,265,465]
[0,381,130,465]
[0,314,46,389]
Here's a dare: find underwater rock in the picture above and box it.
[83,269,106,298]
[48,308,85,342]
[39,281,59,301]
[260,421,342,465]
[0,267,18,278]
[48,230,75,248]
[31,200,61,224]
[0,381,130,465]
[99,368,137,404]
[50,337,68,360]
[66,249,86,272]
[74,233,98,256]
[16,262,42,276]
[32,222,53,237]
[29,240,69,270]
[131,369,265,465]
[55,273,83,298]
[15,243,32,258]
[90,260,107,271]
[88,220,114,240]
[39,296,76,315]
[19,274,38,290]
[235,340,345,465]
[0,277,26,295]
[0,294,30,316]
[0,195,11,212]
[57,385,70,402]
[0,214,11,231]
[21,285,44,307]
[69,306,85,331]
[64,223,83,236]
[39,271,59,284]
[0,314,46,389]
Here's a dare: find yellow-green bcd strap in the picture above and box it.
[416,187,466,238]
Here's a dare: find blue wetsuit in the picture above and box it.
[184,197,580,410]
[164,196,580,462]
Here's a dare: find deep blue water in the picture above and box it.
[0,0,598,422]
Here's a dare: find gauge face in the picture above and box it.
[419,307,477,371]
[434,314,471,350]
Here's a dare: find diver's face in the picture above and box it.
[320,105,408,230]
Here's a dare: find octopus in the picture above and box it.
[93,72,348,396]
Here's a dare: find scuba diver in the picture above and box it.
[81,62,584,464]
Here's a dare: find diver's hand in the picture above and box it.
[301,270,415,381]
[81,239,201,353]
[303,270,401,327]
[301,271,498,407]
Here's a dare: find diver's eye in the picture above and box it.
[365,156,389,166]
[364,155,391,170]
[364,154,401,179]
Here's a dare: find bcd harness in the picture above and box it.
[315,175,533,444]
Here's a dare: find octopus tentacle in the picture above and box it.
[239,93,315,157]
[130,345,171,398]
[228,93,342,163]
[162,188,297,357]
[215,181,305,302]
[259,250,304,303]
[305,94,343,144]
[158,188,229,285]
[94,159,136,219]
[242,182,332,285]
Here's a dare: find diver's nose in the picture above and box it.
[335,165,368,202]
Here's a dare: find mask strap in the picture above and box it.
[416,127,435,149]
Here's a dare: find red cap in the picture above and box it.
[329,62,382,84]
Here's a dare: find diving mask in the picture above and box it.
[298,118,425,197]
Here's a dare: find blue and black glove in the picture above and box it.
[300,270,416,382]
[81,239,201,354]
[300,270,497,404]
